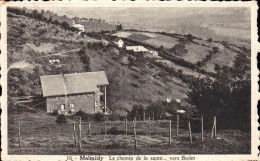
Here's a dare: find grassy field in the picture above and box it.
[8,111,250,155]
[113,31,180,49]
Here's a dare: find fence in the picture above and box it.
[10,115,217,152]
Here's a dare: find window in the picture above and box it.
[60,104,65,111]
[70,104,75,109]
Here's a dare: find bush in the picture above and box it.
[75,110,94,121]
[51,110,59,116]
[56,115,67,124]
[94,113,108,121]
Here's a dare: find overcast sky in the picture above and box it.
[28,7,250,23]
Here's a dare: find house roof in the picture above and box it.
[126,46,149,52]
[72,24,84,28]
[40,71,109,97]
[113,38,122,42]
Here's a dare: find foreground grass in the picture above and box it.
[8,111,250,155]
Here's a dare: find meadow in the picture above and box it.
[8,110,250,155]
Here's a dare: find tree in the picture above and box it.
[116,24,123,31]
[207,38,213,43]
[186,74,250,131]
[186,34,194,42]
[127,104,145,120]
[171,42,188,57]
[212,47,219,53]
[52,20,60,25]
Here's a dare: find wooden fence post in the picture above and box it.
[88,123,91,135]
[143,109,145,122]
[177,115,179,136]
[201,116,204,142]
[101,122,103,134]
[148,117,151,135]
[125,118,128,135]
[78,117,82,152]
[18,121,21,147]
[214,116,217,138]
[153,111,155,120]
[104,121,107,136]
[73,121,77,147]
[188,121,192,144]
[133,121,137,150]
[211,117,215,138]
[169,120,172,147]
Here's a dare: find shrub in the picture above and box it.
[75,110,94,121]
[207,38,213,43]
[51,110,59,116]
[94,113,107,121]
[56,114,67,124]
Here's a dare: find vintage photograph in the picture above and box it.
[5,4,254,156]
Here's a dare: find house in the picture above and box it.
[101,39,109,46]
[166,98,172,103]
[126,46,149,52]
[113,38,124,48]
[149,50,158,56]
[72,20,85,32]
[175,99,181,103]
[40,71,109,115]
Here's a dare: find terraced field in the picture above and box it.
[113,31,180,48]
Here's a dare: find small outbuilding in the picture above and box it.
[113,38,124,48]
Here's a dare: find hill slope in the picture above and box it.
[7,11,189,115]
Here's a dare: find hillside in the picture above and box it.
[112,30,250,77]
[7,11,189,116]
[8,8,251,116]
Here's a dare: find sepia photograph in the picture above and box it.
[1,2,258,159]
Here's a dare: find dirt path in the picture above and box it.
[7,48,80,72]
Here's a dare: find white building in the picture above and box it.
[149,50,158,56]
[72,20,85,32]
[126,46,149,52]
[113,38,124,48]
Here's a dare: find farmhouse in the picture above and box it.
[72,20,85,32]
[40,71,109,115]
[149,50,159,56]
[126,46,149,52]
[113,38,124,48]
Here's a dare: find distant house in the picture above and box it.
[101,39,109,46]
[40,71,109,115]
[166,98,172,103]
[72,20,85,32]
[126,46,149,52]
[175,99,181,103]
[113,38,124,48]
[149,50,158,56]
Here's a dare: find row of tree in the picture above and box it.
[7,7,79,32]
